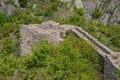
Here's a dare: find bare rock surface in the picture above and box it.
[98,0,120,26]
[74,0,83,8]
[0,0,19,16]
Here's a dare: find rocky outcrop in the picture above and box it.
[0,0,19,16]
[80,0,120,26]
[60,0,83,8]
[60,0,120,26]
[74,0,83,8]
[81,0,99,15]
[20,21,72,56]
[98,0,120,26]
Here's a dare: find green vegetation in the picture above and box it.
[0,12,7,25]
[92,10,102,19]
[55,6,120,51]
[19,0,27,7]
[0,34,101,79]
[0,0,120,79]
[74,7,85,16]
[105,27,120,48]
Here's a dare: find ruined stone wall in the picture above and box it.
[20,21,72,56]
[71,27,120,80]
[104,57,119,80]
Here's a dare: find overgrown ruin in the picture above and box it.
[20,21,72,55]
[20,21,120,80]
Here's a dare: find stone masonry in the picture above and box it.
[20,20,72,56]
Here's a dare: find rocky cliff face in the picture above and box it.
[60,0,120,26]
[81,0,120,26]
[98,0,120,26]
[0,0,119,25]
[0,0,19,16]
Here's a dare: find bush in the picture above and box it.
[19,0,27,8]
[69,14,85,26]
[0,22,13,38]
[74,8,85,16]
[0,12,7,25]
[25,40,53,68]
[25,35,100,80]
[69,14,81,24]
[105,27,120,48]
[50,2,58,11]
[1,38,16,54]
[92,10,102,19]
[0,35,101,79]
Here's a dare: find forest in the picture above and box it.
[0,0,120,80]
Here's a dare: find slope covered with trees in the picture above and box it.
[0,34,102,80]
[0,0,119,79]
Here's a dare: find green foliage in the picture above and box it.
[24,35,100,80]
[105,27,120,48]
[69,14,80,23]
[1,38,15,54]
[74,8,85,16]
[0,22,13,39]
[19,0,27,8]
[50,2,58,11]
[0,0,119,79]
[0,12,7,25]
[118,70,120,80]
[0,35,101,79]
[92,10,102,19]
[69,14,85,26]
[25,40,53,68]
[44,7,54,17]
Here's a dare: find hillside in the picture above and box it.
[0,0,120,80]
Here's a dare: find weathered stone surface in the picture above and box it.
[60,0,83,9]
[81,0,99,15]
[59,25,73,38]
[74,0,83,8]
[98,0,120,26]
[104,57,119,80]
[60,0,72,3]
[0,0,19,16]
[20,21,72,56]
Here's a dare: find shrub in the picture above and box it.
[1,38,15,54]
[106,27,120,47]
[50,2,58,11]
[24,35,100,79]
[75,8,85,16]
[92,10,102,19]
[69,14,81,24]
[25,40,53,68]
[19,0,27,8]
[0,13,7,25]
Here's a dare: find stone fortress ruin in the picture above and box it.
[20,21,72,55]
[20,21,120,80]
